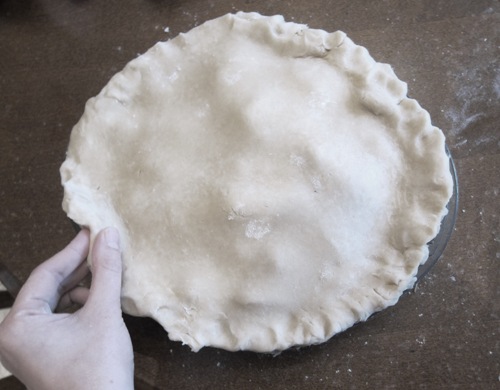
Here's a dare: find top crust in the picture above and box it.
[61,12,453,352]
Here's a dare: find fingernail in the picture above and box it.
[104,227,120,250]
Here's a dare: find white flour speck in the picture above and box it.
[245,220,271,240]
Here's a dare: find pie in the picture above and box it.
[60,12,453,352]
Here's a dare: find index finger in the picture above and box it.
[13,229,90,314]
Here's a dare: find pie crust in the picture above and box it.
[61,12,453,352]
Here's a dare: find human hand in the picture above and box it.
[0,227,134,390]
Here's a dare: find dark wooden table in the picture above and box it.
[1,1,498,388]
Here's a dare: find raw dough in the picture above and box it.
[60,12,453,352]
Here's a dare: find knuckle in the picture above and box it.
[94,250,122,274]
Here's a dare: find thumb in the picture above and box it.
[85,227,123,315]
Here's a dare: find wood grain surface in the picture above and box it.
[1,1,498,388]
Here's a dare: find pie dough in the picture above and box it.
[60,12,453,352]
